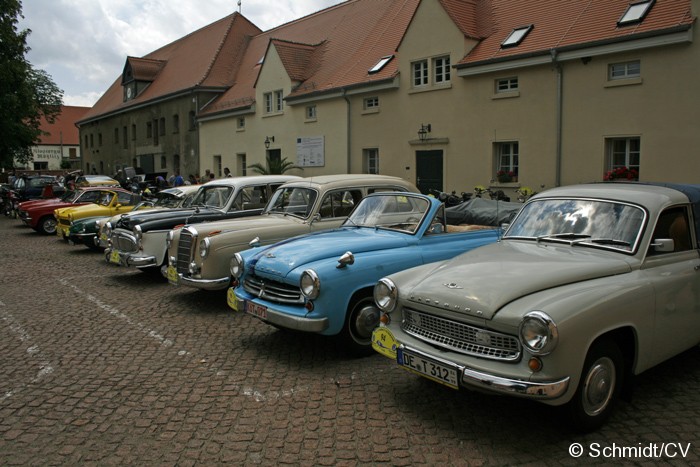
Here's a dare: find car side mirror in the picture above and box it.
[249,236,261,248]
[652,238,674,252]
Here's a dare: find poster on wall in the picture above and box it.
[296,136,325,167]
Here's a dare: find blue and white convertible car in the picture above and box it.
[228,192,513,355]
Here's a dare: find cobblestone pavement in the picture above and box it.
[1,215,699,466]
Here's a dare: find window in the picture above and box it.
[412,60,428,87]
[649,207,692,254]
[434,56,450,84]
[501,25,533,48]
[189,111,196,130]
[237,117,245,130]
[159,117,165,136]
[363,148,379,174]
[496,142,519,181]
[173,114,179,133]
[146,122,153,138]
[363,97,379,110]
[606,137,640,179]
[306,105,317,120]
[98,133,103,146]
[319,190,362,218]
[237,153,247,176]
[122,126,127,148]
[496,77,519,92]
[275,90,284,112]
[369,55,393,74]
[84,135,88,148]
[114,128,119,144]
[131,124,136,140]
[264,92,273,113]
[160,155,167,169]
[90,134,94,148]
[213,155,222,178]
[153,119,159,146]
[609,60,640,80]
[618,0,655,26]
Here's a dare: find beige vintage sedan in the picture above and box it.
[163,174,418,290]
[372,182,700,432]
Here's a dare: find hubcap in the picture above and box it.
[581,357,615,416]
[44,219,57,233]
[352,303,380,341]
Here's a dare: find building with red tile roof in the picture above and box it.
[79,0,699,192]
[16,105,90,172]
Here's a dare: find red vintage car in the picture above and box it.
[17,186,132,235]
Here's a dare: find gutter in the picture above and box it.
[342,88,351,173]
[551,49,563,188]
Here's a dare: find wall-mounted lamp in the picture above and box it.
[264,136,275,149]
[418,124,431,141]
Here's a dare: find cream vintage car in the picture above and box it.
[163,174,418,290]
[372,182,700,432]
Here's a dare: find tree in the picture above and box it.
[0,0,64,169]
[248,156,303,175]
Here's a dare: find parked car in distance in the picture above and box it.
[372,182,700,432]
[6,175,66,217]
[71,185,201,250]
[55,189,143,240]
[74,175,120,188]
[18,187,128,235]
[163,174,419,291]
[105,175,300,271]
[229,192,503,355]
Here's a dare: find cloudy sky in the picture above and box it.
[18,0,345,107]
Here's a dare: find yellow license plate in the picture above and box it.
[166,265,178,285]
[109,250,121,264]
[372,327,399,359]
[226,288,239,311]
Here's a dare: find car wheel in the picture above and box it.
[38,216,57,235]
[566,338,623,432]
[339,293,380,357]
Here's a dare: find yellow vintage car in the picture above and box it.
[55,188,141,240]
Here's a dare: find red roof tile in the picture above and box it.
[458,0,694,67]
[36,106,90,145]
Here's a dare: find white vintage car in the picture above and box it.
[372,182,700,432]
[163,174,418,290]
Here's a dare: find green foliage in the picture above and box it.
[0,0,64,169]
[248,156,303,175]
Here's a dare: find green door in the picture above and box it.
[416,150,443,194]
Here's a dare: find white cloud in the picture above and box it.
[18,0,344,106]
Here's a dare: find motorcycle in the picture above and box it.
[429,189,471,207]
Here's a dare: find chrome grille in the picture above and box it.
[402,308,521,361]
[110,231,138,253]
[176,228,196,274]
[243,275,304,304]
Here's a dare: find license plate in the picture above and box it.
[226,288,238,311]
[398,348,459,389]
[245,301,267,320]
[109,250,121,265]
[166,265,178,285]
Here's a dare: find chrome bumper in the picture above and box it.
[178,274,231,291]
[252,304,329,333]
[403,345,569,400]
[104,248,157,268]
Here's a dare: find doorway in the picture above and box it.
[416,150,443,194]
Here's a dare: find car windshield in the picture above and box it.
[191,186,233,209]
[505,198,646,252]
[154,193,184,208]
[343,194,430,234]
[264,187,318,219]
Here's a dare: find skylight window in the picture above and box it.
[618,0,655,26]
[369,55,393,74]
[501,25,533,48]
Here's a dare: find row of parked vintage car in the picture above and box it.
[13,173,700,432]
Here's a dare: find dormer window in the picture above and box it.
[618,0,655,26]
[501,25,533,48]
[369,55,393,74]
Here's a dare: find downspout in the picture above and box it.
[549,49,564,186]
[551,49,563,187]
[342,88,351,173]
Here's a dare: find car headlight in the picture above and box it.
[300,270,320,299]
[230,253,244,279]
[200,238,210,259]
[166,230,174,249]
[519,311,558,355]
[133,225,142,243]
[374,278,397,313]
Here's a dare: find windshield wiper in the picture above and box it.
[536,233,591,243]
[588,238,631,247]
